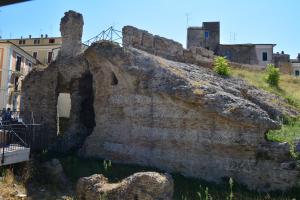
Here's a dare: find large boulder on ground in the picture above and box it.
[76,172,174,200]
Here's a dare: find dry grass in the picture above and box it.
[231,67,300,108]
[0,169,27,200]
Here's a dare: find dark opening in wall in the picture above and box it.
[111,72,118,85]
[79,72,95,134]
[14,77,19,91]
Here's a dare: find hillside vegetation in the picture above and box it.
[232,68,300,108]
[231,67,300,150]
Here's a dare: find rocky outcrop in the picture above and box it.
[60,10,84,58]
[80,42,299,191]
[76,172,174,200]
[22,11,300,191]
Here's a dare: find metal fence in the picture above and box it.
[0,111,50,164]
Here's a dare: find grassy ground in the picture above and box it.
[231,67,300,148]
[1,155,300,200]
[231,68,300,109]
[267,118,300,157]
[59,155,300,200]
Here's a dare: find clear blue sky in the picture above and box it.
[0,0,299,57]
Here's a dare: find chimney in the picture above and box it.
[45,34,48,38]
[281,51,285,54]
[41,34,43,38]
[29,35,31,39]
[298,53,300,61]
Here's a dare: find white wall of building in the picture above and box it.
[255,45,274,66]
[0,43,36,110]
[292,62,300,77]
[57,93,71,118]
[0,44,12,110]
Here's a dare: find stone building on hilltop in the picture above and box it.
[186,21,291,70]
[291,54,300,76]
[273,51,293,74]
[187,22,220,52]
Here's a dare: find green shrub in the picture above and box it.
[265,64,280,87]
[213,56,231,76]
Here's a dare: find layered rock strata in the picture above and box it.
[22,10,300,191]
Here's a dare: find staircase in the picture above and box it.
[0,122,32,166]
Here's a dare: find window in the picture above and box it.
[225,50,232,60]
[262,52,268,61]
[33,52,37,59]
[47,52,53,63]
[49,38,55,43]
[28,62,32,68]
[34,39,40,44]
[18,40,25,44]
[16,56,21,71]
[295,70,300,76]
[12,95,18,111]
[205,31,209,40]
[14,77,19,91]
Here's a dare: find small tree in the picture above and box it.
[213,56,231,76]
[265,64,280,87]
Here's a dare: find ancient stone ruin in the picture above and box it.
[22,10,300,191]
[76,172,173,200]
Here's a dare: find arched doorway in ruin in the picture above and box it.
[55,70,95,151]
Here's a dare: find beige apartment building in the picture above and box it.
[0,35,85,115]
[2,35,62,65]
[0,41,37,111]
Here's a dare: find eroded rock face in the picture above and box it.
[22,11,300,191]
[76,172,174,200]
[60,10,84,58]
[79,42,299,191]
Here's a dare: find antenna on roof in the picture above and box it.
[185,13,190,28]
[233,32,236,43]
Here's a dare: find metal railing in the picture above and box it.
[0,123,29,164]
[0,111,47,165]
